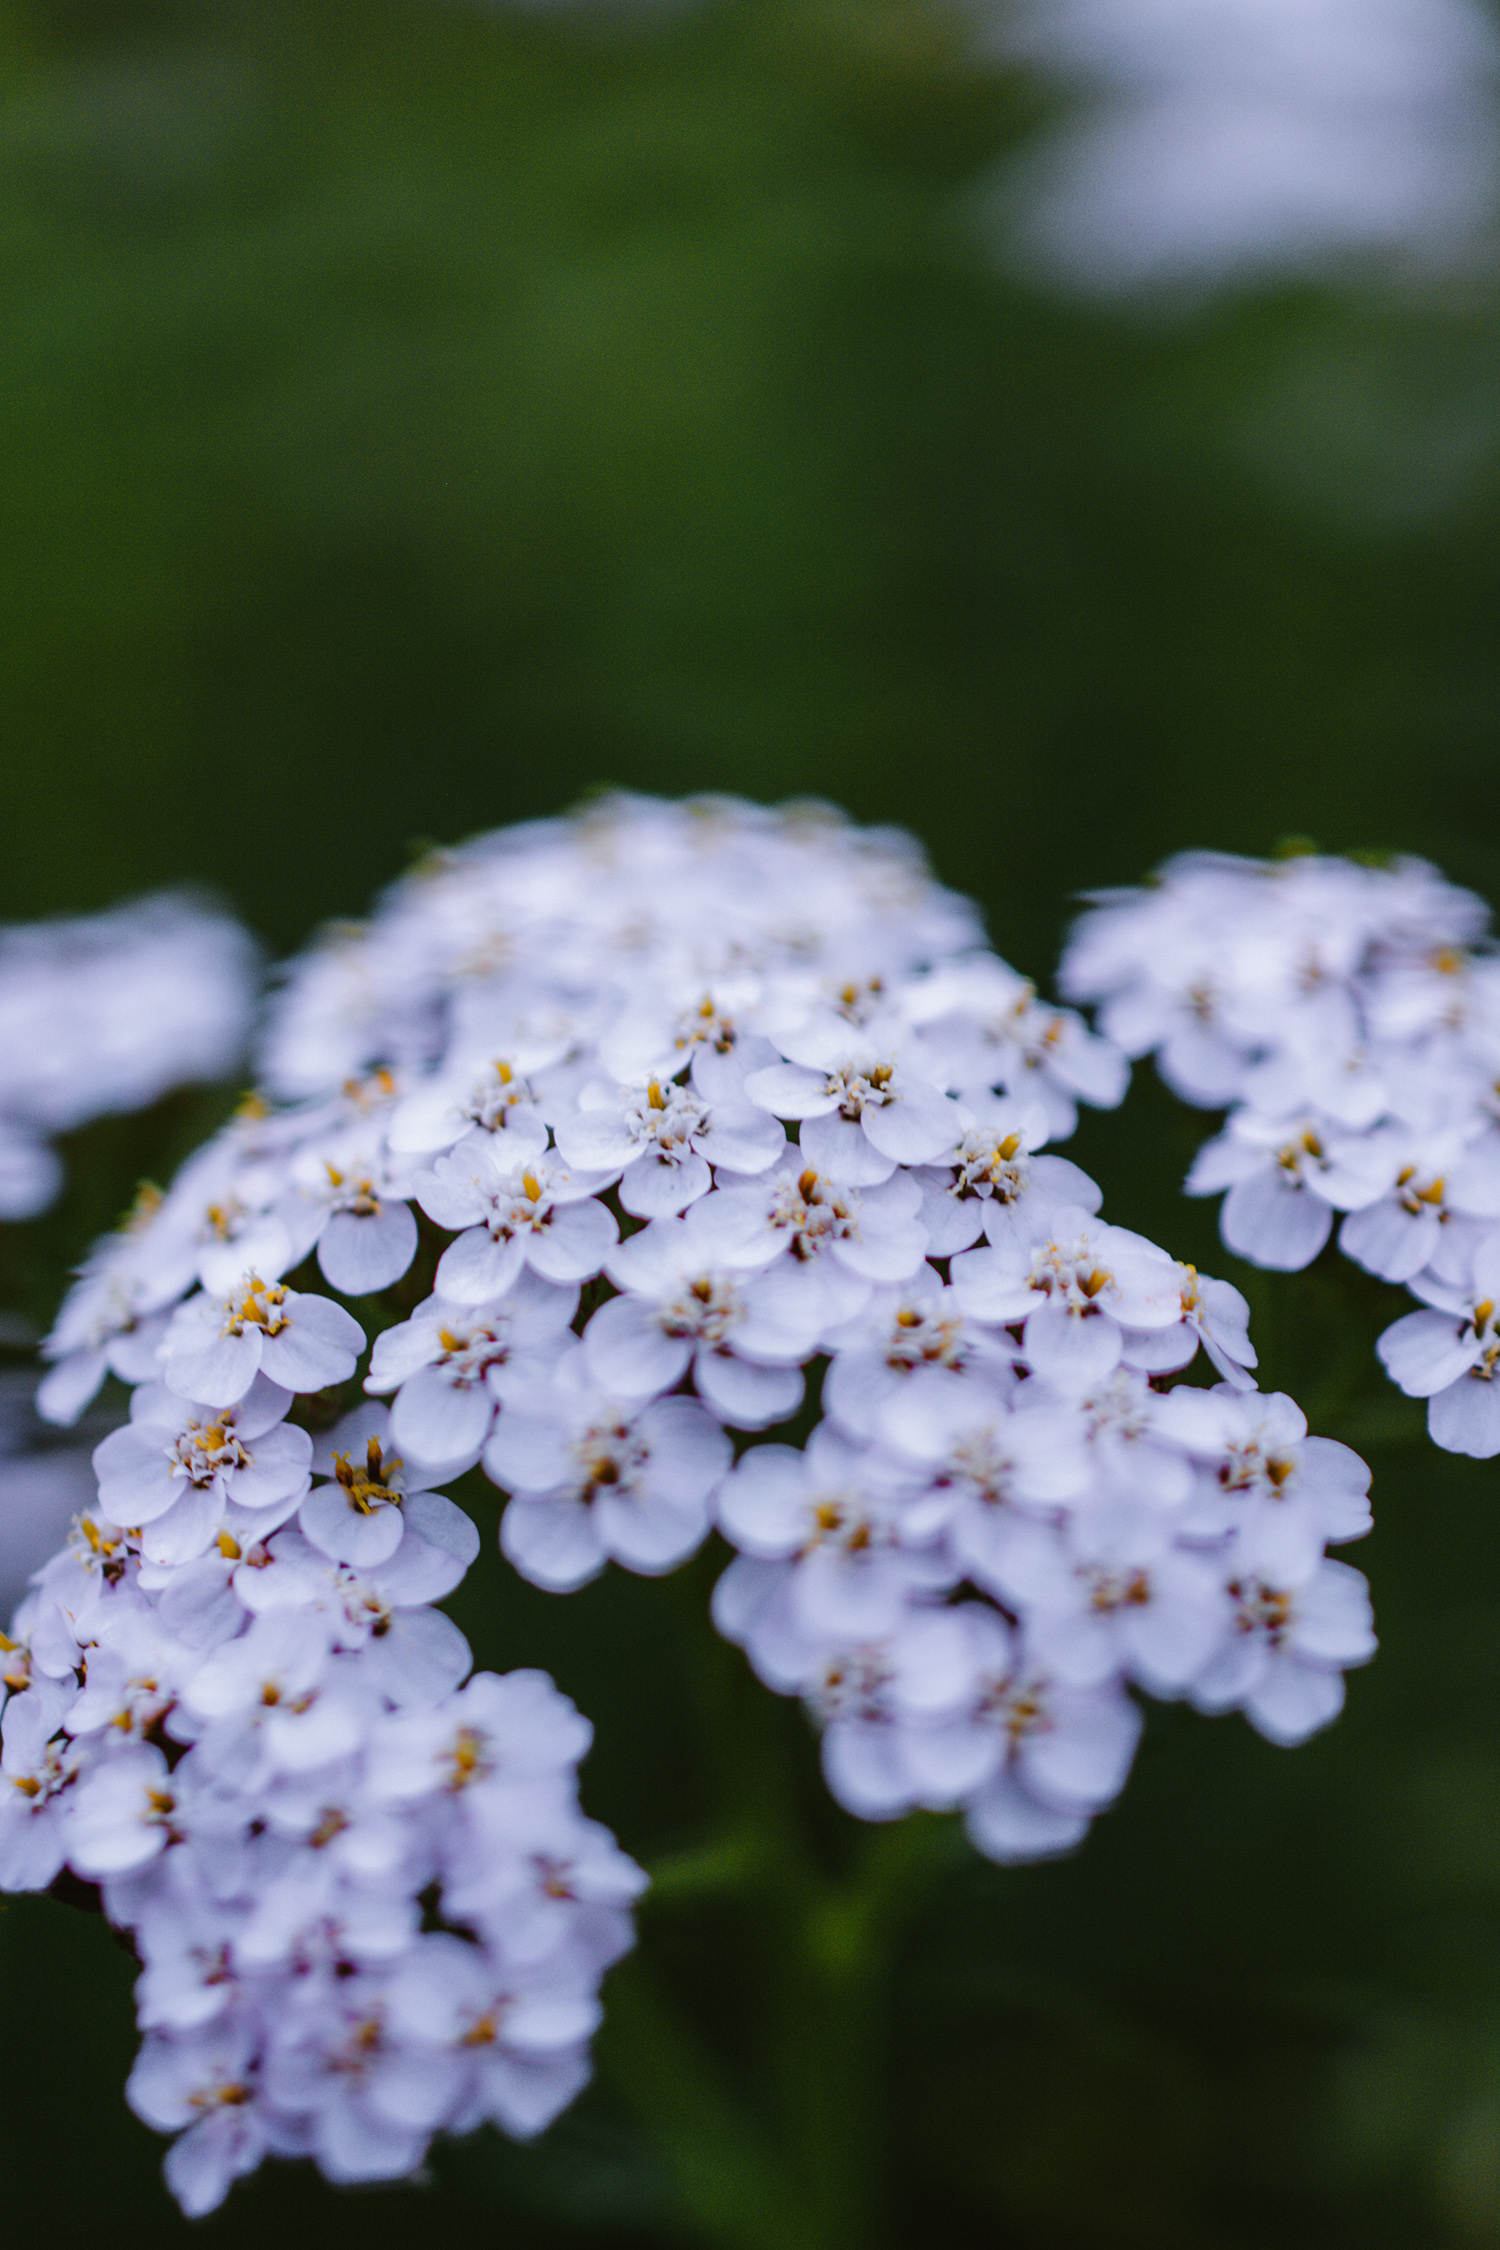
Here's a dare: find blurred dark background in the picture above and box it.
[2,2,1498,2244]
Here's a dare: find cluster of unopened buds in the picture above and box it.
[1063,849,1500,1456]
[4,799,1377,2212]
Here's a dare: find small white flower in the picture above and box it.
[384,1931,599,2141]
[280,1127,420,1297]
[1377,1236,1500,1455]
[995,1497,1230,1698]
[949,1608,1144,1865]
[881,1374,1090,1594]
[586,1203,817,1429]
[553,1071,784,1217]
[388,1050,556,1161]
[161,1277,364,1409]
[127,2018,268,2217]
[416,1146,617,1301]
[365,1271,578,1467]
[68,1741,184,1876]
[1160,1385,1372,1576]
[907,1098,1102,1256]
[901,953,1128,1136]
[714,1425,950,1673]
[299,1408,456,1571]
[809,1607,994,1822]
[596,975,781,1101]
[92,1375,311,1567]
[745,1019,961,1184]
[1191,1560,1376,1746]
[484,1348,731,1590]
[699,1154,930,1333]
[951,1205,1183,1387]
[819,1271,1015,1438]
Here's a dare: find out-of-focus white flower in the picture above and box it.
[0,894,259,1219]
[991,0,1500,295]
[1191,1558,1376,1743]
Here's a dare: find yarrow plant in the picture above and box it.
[0,892,258,1221]
[9,799,1376,2214]
[1062,848,1500,1457]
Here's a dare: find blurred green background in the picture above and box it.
[3,2,1499,2244]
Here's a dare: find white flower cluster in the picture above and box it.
[0,1377,641,2216]
[14,799,1375,2211]
[1062,848,1500,1456]
[0,893,259,1219]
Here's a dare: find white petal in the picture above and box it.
[483,1410,573,1494]
[1021,1302,1122,1387]
[964,1772,1090,1863]
[318,1201,419,1295]
[693,1349,802,1431]
[1427,1372,1500,1457]
[860,1083,958,1166]
[1376,1308,1476,1398]
[436,1227,526,1304]
[1245,1658,1345,1747]
[699,1104,786,1176]
[501,1496,605,1591]
[1221,1170,1332,1271]
[595,1488,709,1574]
[525,1198,618,1283]
[391,1367,495,1463]
[618,1150,711,1219]
[298,1485,405,1566]
[799,1110,897,1185]
[743,1062,838,1119]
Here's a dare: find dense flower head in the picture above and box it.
[1062,848,1500,1455]
[0,894,258,1220]
[14,798,1375,2213]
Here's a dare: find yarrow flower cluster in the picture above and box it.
[12,799,1375,2211]
[1062,849,1500,1457]
[0,893,258,1220]
[0,1389,641,2215]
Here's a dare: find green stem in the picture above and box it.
[603,1561,968,2250]
[598,1955,821,2250]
